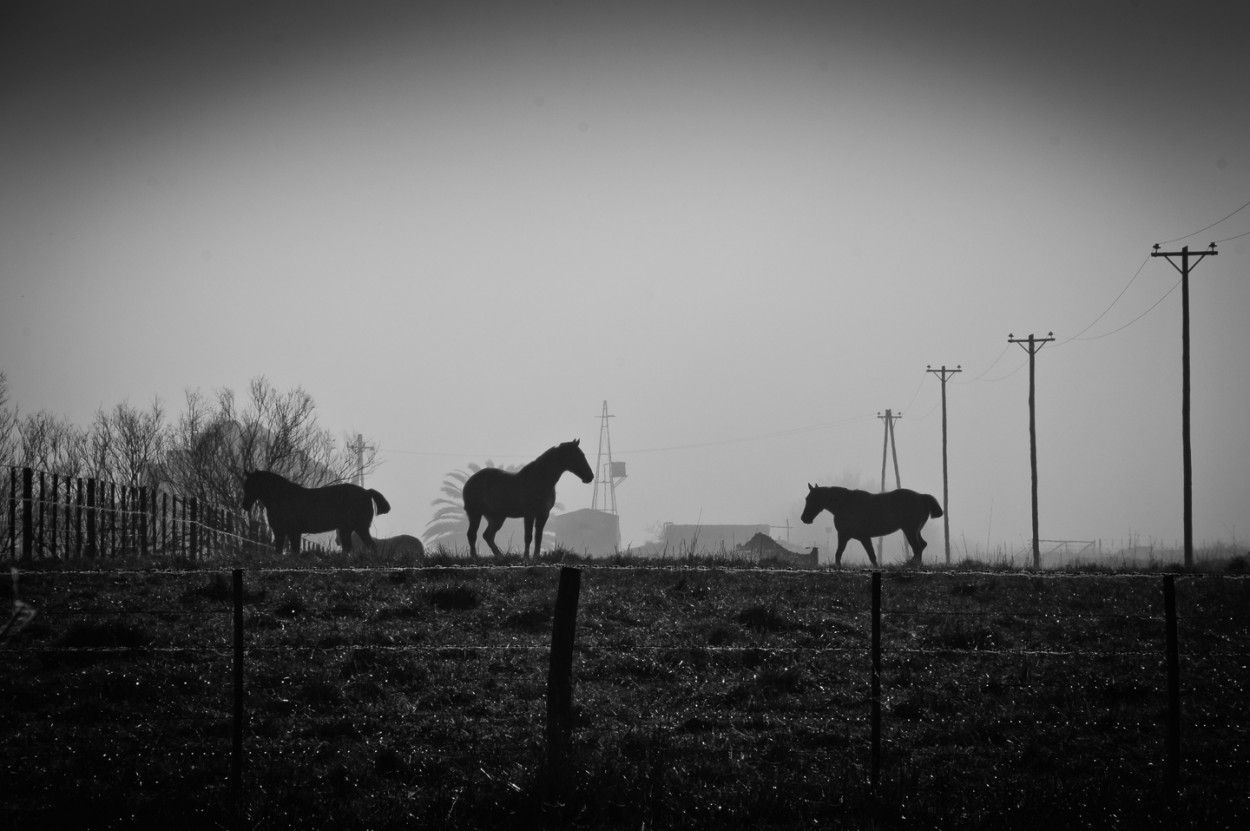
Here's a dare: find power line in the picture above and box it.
[378,212,1236,469]
[1154,199,1250,246]
[1069,279,1180,342]
[1055,255,1151,345]
[1212,227,1250,243]
[900,372,926,412]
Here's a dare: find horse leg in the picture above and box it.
[466,511,481,557]
[482,516,505,557]
[289,533,303,555]
[355,528,378,557]
[337,527,353,554]
[533,513,549,560]
[906,526,927,565]
[858,536,878,567]
[834,536,849,568]
[523,516,535,560]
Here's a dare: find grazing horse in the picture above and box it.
[241,470,391,556]
[463,439,594,559]
[800,484,943,567]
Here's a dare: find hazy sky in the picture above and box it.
[3,1,1248,560]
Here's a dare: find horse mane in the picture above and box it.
[244,470,317,506]
[520,441,574,474]
[249,469,300,488]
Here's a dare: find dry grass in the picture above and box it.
[2,551,1247,829]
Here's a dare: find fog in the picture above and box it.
[3,1,1248,561]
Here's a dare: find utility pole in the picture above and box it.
[877,409,903,556]
[1008,333,1053,569]
[1151,243,1217,568]
[926,365,961,564]
[347,433,374,487]
[878,409,902,492]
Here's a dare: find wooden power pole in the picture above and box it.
[926,365,961,564]
[1151,243,1217,568]
[1008,333,1053,569]
[877,409,903,556]
[348,433,374,487]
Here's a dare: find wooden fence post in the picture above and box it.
[49,474,59,559]
[7,467,16,556]
[871,570,882,792]
[232,569,245,812]
[36,471,45,557]
[139,487,149,559]
[75,479,84,559]
[1163,575,1181,796]
[108,483,117,558]
[119,485,128,557]
[21,468,33,562]
[87,478,99,559]
[190,498,200,562]
[546,566,582,788]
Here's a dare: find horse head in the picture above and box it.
[800,483,822,524]
[241,470,264,511]
[561,439,595,484]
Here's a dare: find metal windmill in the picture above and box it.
[590,400,627,514]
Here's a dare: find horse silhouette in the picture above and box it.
[800,484,943,567]
[463,439,594,559]
[341,530,425,561]
[242,470,391,556]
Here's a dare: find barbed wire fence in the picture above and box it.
[2,562,1247,827]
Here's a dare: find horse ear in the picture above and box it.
[573,439,580,446]
[808,483,815,492]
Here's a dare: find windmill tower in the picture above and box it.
[591,401,627,514]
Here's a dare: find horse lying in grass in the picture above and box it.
[242,470,391,556]
[340,531,425,561]
[800,484,943,567]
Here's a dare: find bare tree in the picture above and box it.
[16,410,87,477]
[87,399,167,488]
[161,376,378,506]
[0,373,17,465]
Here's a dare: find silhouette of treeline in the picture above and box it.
[0,373,379,560]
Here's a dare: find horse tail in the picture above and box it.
[369,489,392,515]
[925,493,943,518]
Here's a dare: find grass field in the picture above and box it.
[2,550,1247,830]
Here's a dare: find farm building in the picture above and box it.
[661,523,770,557]
[734,532,819,568]
[547,508,620,557]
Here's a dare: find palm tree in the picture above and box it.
[423,460,563,553]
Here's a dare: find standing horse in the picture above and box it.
[241,470,391,556]
[800,484,943,567]
[463,439,594,559]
